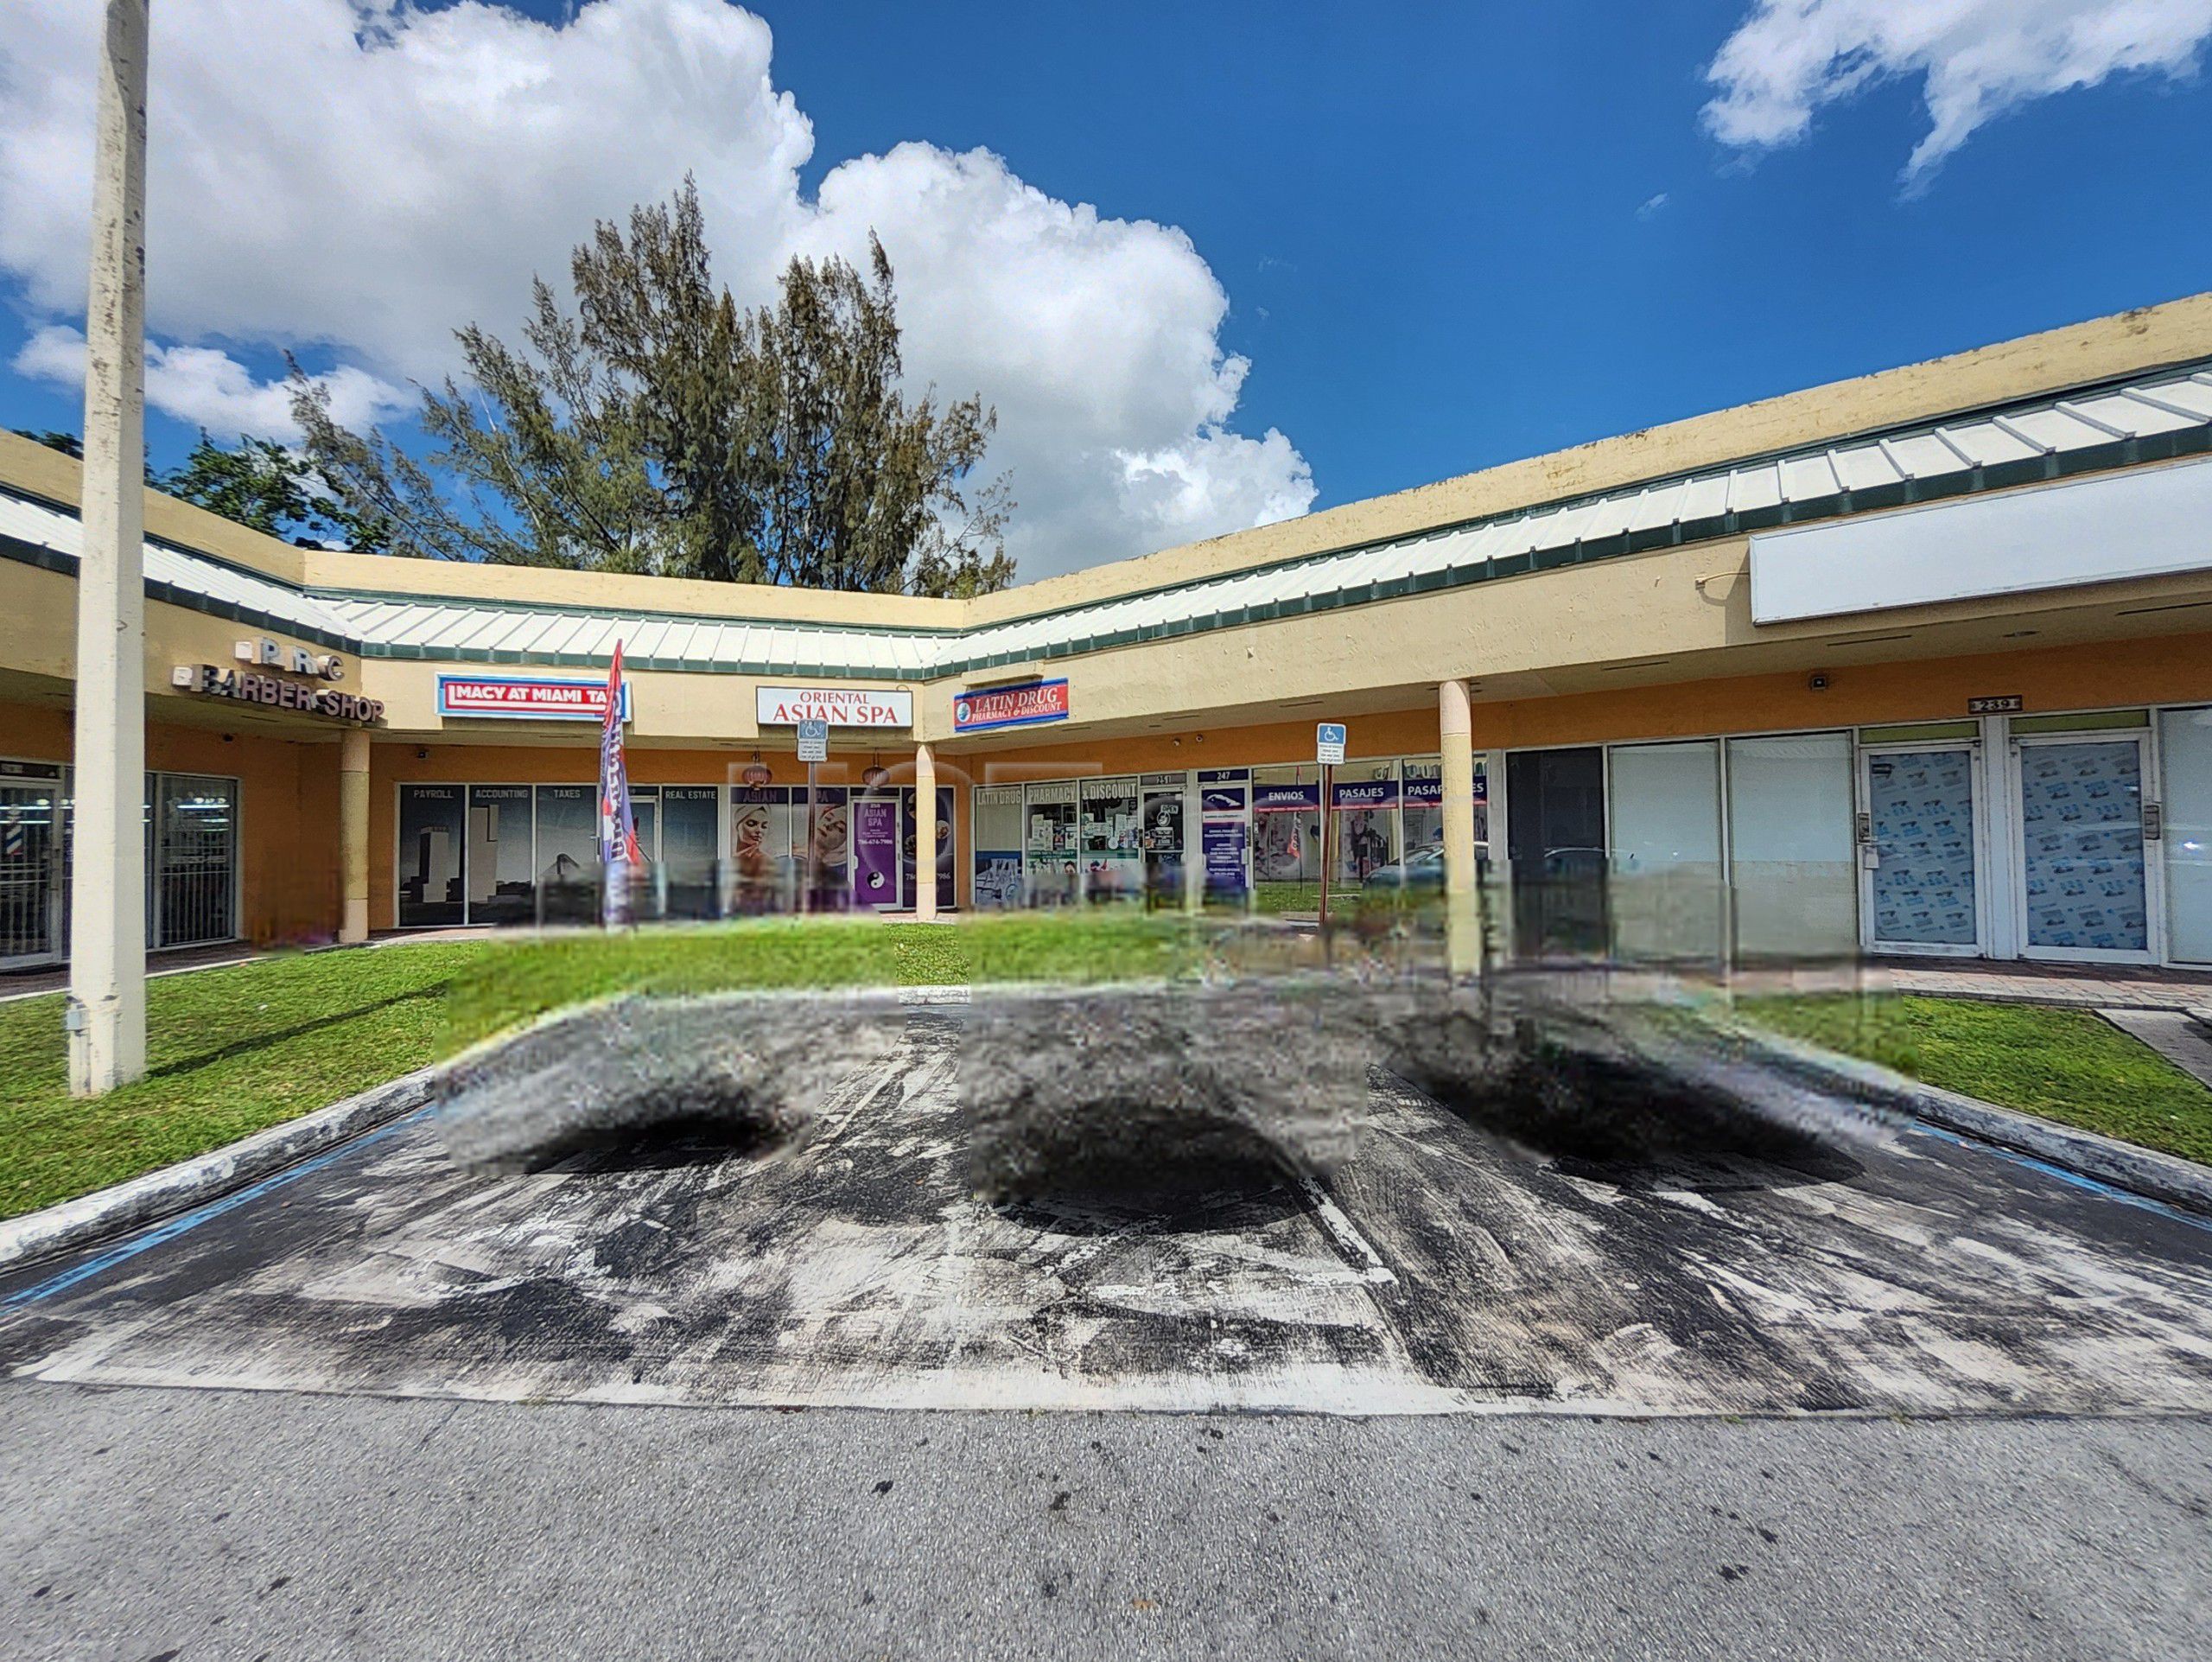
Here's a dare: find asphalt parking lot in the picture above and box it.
[6,987,2212,1659]
[7,992,2212,1418]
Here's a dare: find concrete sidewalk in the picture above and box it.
[1876,958,2212,1013]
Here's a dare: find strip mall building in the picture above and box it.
[3,297,2210,972]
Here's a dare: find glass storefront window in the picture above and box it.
[1505,747,1607,958]
[1864,747,1980,948]
[1025,782,1078,907]
[850,786,904,909]
[1330,760,1399,888]
[729,786,787,914]
[973,785,1025,909]
[2162,707,2212,964]
[533,784,599,925]
[1079,776,1141,904]
[1197,770,1249,909]
[397,784,467,927]
[152,774,238,948]
[1607,740,1722,965]
[660,786,721,920]
[466,786,536,927]
[2018,738,2150,954]
[0,763,62,964]
[1139,773,1185,907]
[1726,734,1856,959]
[1251,764,1323,915]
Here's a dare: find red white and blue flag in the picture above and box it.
[598,642,641,922]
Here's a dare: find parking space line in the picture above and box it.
[1298,1175,1396,1285]
[4,1107,433,1307]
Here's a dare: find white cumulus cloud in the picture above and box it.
[1704,0,2212,183]
[14,324,411,442]
[0,0,1311,577]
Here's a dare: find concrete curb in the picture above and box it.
[0,1065,437,1275]
[1724,1022,2212,1218]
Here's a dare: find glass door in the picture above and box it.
[0,769,63,966]
[1504,747,1607,959]
[2012,734,2157,963]
[1859,744,1984,956]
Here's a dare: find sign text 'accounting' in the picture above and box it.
[953,678,1071,734]
[754,686,914,729]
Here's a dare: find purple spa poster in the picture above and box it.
[853,796,901,908]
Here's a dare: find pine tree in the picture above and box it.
[292,180,1013,595]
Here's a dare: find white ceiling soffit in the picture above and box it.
[1747,453,2212,625]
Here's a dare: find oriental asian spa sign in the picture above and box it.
[754,686,913,728]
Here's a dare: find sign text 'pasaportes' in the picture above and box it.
[174,665,385,724]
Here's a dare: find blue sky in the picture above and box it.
[2,0,2209,575]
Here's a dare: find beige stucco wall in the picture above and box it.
[6,290,2207,634]
[960,290,2212,622]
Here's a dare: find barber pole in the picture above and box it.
[598,641,643,927]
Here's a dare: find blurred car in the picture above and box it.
[1363,844,1446,892]
[1363,844,1501,893]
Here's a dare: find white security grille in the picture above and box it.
[151,774,239,949]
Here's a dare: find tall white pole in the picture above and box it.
[68,0,151,1095]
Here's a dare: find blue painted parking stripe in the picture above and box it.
[1904,1120,2212,1232]
[4,1105,434,1307]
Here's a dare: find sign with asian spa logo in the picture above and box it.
[754,686,914,728]
[952,678,1071,734]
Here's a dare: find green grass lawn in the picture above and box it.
[0,914,1206,1222]
[17,927,2206,1225]
[1737,993,2212,1167]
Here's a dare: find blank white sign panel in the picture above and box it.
[1748,453,2212,625]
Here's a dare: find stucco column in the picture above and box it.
[67,0,151,1097]
[1181,771,1203,914]
[1439,678,1481,981]
[340,728,371,944]
[913,742,938,920]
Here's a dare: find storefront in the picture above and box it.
[3,293,2209,974]
[0,761,241,967]
[968,756,1489,917]
[393,778,957,927]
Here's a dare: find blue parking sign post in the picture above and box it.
[1316,723,1346,931]
[797,721,829,914]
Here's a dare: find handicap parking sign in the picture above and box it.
[1315,723,1347,765]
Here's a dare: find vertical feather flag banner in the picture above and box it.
[599,640,641,927]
